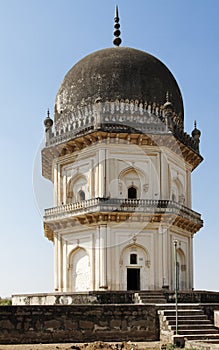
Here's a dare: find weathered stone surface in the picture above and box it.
[79,320,94,330]
[0,319,14,330]
[0,305,159,344]
[44,319,61,330]
[55,47,184,124]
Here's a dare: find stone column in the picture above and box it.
[189,235,194,289]
[58,235,63,292]
[63,174,67,204]
[57,163,61,205]
[99,224,107,289]
[162,227,169,288]
[54,233,59,291]
[105,149,109,197]
[91,233,95,290]
[98,149,105,197]
[90,159,95,198]
[62,239,67,292]
[94,157,99,198]
[186,170,192,208]
[160,152,169,199]
[54,163,58,206]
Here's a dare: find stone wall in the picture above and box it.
[201,304,219,323]
[12,291,134,306]
[165,291,219,304]
[0,304,159,344]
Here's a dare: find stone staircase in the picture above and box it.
[134,291,167,304]
[158,304,219,342]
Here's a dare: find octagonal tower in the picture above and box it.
[42,9,203,292]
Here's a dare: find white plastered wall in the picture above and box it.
[52,142,194,292]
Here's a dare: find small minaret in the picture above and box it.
[44,109,53,144]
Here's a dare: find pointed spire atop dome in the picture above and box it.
[113,5,122,47]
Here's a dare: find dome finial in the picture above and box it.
[113,5,122,47]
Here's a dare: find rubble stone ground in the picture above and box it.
[0,341,161,350]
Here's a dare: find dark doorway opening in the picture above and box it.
[127,268,140,290]
[128,186,137,199]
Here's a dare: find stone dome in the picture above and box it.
[54,47,184,124]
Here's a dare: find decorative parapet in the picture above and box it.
[45,100,199,154]
[44,198,203,228]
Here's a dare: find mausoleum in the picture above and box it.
[41,7,203,294]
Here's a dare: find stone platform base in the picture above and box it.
[12,291,134,305]
[12,290,219,305]
[0,304,159,344]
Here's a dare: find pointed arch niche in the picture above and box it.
[67,174,87,203]
[68,247,91,291]
[171,177,185,204]
[120,243,151,290]
[118,167,146,199]
[177,247,187,290]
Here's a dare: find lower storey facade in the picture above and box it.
[52,221,194,292]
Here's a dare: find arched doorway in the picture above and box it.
[120,244,150,290]
[177,248,186,290]
[128,186,137,199]
[69,248,91,291]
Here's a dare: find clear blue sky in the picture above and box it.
[0,0,218,297]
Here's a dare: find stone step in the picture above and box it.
[141,296,166,298]
[177,329,219,335]
[162,309,204,317]
[137,290,165,294]
[158,304,219,343]
[198,339,219,344]
[140,298,167,303]
[140,294,165,297]
[167,319,211,325]
[158,303,202,310]
[181,334,219,341]
[170,323,215,330]
[165,316,208,323]
[136,292,167,304]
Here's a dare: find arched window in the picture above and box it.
[128,186,137,199]
[77,190,85,202]
[130,253,137,264]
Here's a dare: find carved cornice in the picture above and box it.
[42,130,203,181]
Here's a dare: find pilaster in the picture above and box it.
[98,148,105,197]
[99,224,107,289]
[54,233,59,291]
[58,235,63,292]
